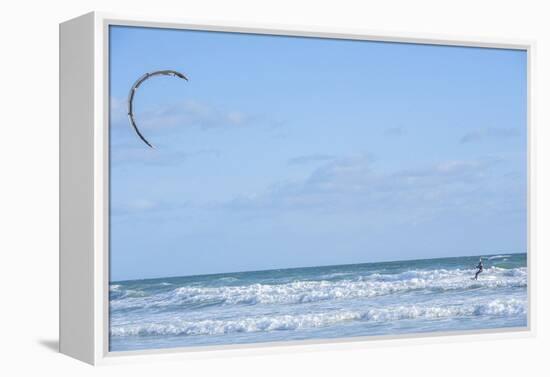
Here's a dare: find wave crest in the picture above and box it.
[110,267,527,311]
[110,298,526,338]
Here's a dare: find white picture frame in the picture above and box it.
[59,11,536,365]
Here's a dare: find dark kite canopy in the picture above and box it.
[127,70,188,148]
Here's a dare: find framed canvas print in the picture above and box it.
[59,12,535,365]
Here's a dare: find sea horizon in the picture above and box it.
[111,251,527,284]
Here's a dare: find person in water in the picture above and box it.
[474,258,483,280]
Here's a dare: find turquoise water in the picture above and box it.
[109,253,527,351]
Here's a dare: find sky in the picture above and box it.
[109,25,527,281]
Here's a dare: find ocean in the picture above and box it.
[109,253,527,351]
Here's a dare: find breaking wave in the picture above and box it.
[110,298,526,337]
[488,255,512,260]
[110,267,527,311]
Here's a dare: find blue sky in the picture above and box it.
[109,26,527,281]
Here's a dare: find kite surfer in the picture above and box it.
[474,258,483,280]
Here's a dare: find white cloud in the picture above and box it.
[110,97,254,131]
[216,155,517,222]
[384,127,405,137]
[460,127,521,144]
[460,131,483,144]
[110,144,188,167]
[111,199,159,216]
[287,154,336,166]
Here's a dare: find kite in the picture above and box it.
[127,70,188,148]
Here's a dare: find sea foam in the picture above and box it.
[110,267,527,311]
[110,298,526,337]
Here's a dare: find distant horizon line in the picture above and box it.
[110,251,526,284]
